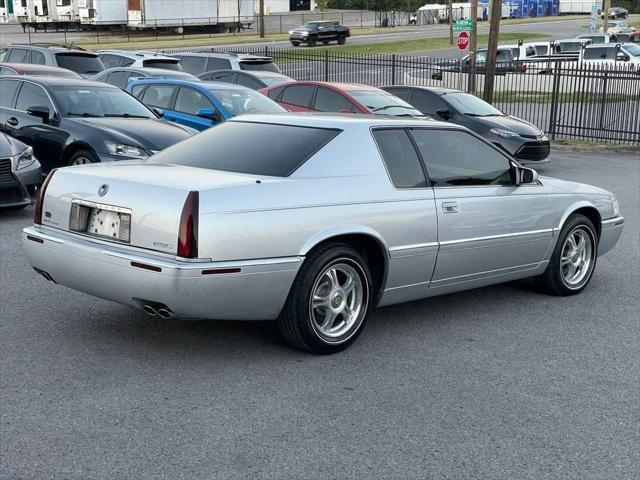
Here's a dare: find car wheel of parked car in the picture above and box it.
[308,37,317,47]
[537,214,598,296]
[68,149,99,166]
[337,35,346,45]
[291,41,300,46]
[278,243,371,354]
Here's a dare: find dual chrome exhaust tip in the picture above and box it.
[134,299,174,319]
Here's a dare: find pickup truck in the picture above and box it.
[289,21,351,47]
[431,48,526,80]
[579,43,640,68]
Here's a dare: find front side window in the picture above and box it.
[150,121,340,177]
[313,87,356,112]
[584,47,616,60]
[236,73,263,90]
[0,79,20,108]
[16,82,54,112]
[372,129,427,188]
[177,55,207,74]
[209,88,285,116]
[443,92,502,117]
[99,54,121,69]
[410,129,512,187]
[349,90,421,116]
[206,57,232,71]
[0,67,17,77]
[174,87,213,115]
[207,72,236,83]
[409,90,447,115]
[7,48,28,63]
[281,85,314,107]
[140,84,177,109]
[31,51,46,65]
[105,70,131,89]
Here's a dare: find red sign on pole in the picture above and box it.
[457,31,469,51]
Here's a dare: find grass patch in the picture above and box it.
[75,27,408,51]
[552,138,640,151]
[492,90,637,104]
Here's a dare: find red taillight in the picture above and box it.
[521,64,528,73]
[177,191,199,258]
[33,169,56,225]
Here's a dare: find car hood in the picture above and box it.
[539,176,611,197]
[68,117,195,151]
[0,133,29,157]
[480,115,544,136]
[291,27,312,32]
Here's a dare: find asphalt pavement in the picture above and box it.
[1,149,638,479]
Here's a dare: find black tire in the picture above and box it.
[291,40,300,46]
[322,41,329,45]
[278,243,372,354]
[68,149,99,167]
[308,37,317,47]
[337,35,346,45]
[536,214,598,296]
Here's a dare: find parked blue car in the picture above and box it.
[127,78,286,131]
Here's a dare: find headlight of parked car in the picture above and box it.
[612,196,620,217]
[105,141,148,159]
[490,128,520,139]
[15,147,37,170]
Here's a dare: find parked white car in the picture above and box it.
[97,51,182,71]
[600,21,636,35]
[580,43,640,67]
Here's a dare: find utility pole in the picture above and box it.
[483,0,501,103]
[448,0,453,45]
[468,0,478,94]
[602,0,609,34]
[259,0,265,38]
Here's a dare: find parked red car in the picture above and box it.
[259,81,423,116]
[0,62,82,78]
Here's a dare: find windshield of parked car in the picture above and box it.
[208,88,286,116]
[444,92,503,117]
[349,91,422,116]
[623,44,640,57]
[55,53,104,75]
[53,86,154,118]
[150,121,340,176]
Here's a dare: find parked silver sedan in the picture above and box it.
[22,114,624,354]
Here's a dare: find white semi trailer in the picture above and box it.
[77,0,128,26]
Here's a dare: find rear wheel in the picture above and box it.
[337,35,346,45]
[291,40,300,46]
[68,149,99,166]
[278,243,371,354]
[308,37,317,47]
[536,214,598,296]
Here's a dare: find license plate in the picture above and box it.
[69,201,131,243]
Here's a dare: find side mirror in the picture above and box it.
[196,108,220,122]
[27,105,50,123]
[435,108,452,120]
[152,107,164,118]
[513,164,539,185]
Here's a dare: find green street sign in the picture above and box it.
[453,19,474,33]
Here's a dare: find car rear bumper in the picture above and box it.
[22,226,302,320]
[599,216,624,256]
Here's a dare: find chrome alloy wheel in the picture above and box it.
[70,156,92,166]
[560,227,594,289]
[309,261,365,340]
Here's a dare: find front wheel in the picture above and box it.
[337,35,346,45]
[291,40,300,46]
[536,214,598,296]
[68,149,99,166]
[278,244,371,354]
[308,37,317,47]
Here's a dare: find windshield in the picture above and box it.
[349,91,422,116]
[53,86,154,118]
[260,75,291,86]
[624,44,640,57]
[143,59,181,70]
[150,121,340,177]
[208,88,286,116]
[444,92,503,116]
[55,53,104,75]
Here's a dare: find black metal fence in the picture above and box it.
[164,45,640,144]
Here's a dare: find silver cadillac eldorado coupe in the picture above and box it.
[22,114,624,354]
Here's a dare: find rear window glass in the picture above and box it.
[143,59,181,70]
[55,53,104,75]
[584,47,616,60]
[150,121,340,177]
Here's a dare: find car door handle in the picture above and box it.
[7,117,19,126]
[442,201,459,214]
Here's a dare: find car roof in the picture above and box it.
[98,66,195,76]
[6,75,117,88]
[98,50,178,60]
[130,78,252,90]
[229,112,459,129]
[270,81,382,91]
[383,85,462,95]
[8,43,97,55]
[0,62,76,73]
[170,51,271,61]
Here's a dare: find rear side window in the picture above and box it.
[0,79,20,108]
[372,129,427,188]
[313,87,356,112]
[105,70,131,89]
[236,74,263,90]
[409,91,447,115]
[281,85,314,107]
[141,84,177,109]
[383,87,411,102]
[31,51,46,65]
[150,121,340,177]
[584,47,616,60]
[55,53,104,75]
[15,82,54,112]
[410,129,511,187]
[99,54,122,69]
[143,59,180,70]
[131,84,147,98]
[7,48,29,63]
[267,85,286,100]
[174,87,213,115]
[207,71,236,83]
[207,57,232,71]
[178,55,207,74]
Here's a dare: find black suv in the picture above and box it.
[289,21,351,47]
[0,76,195,172]
[0,44,105,77]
